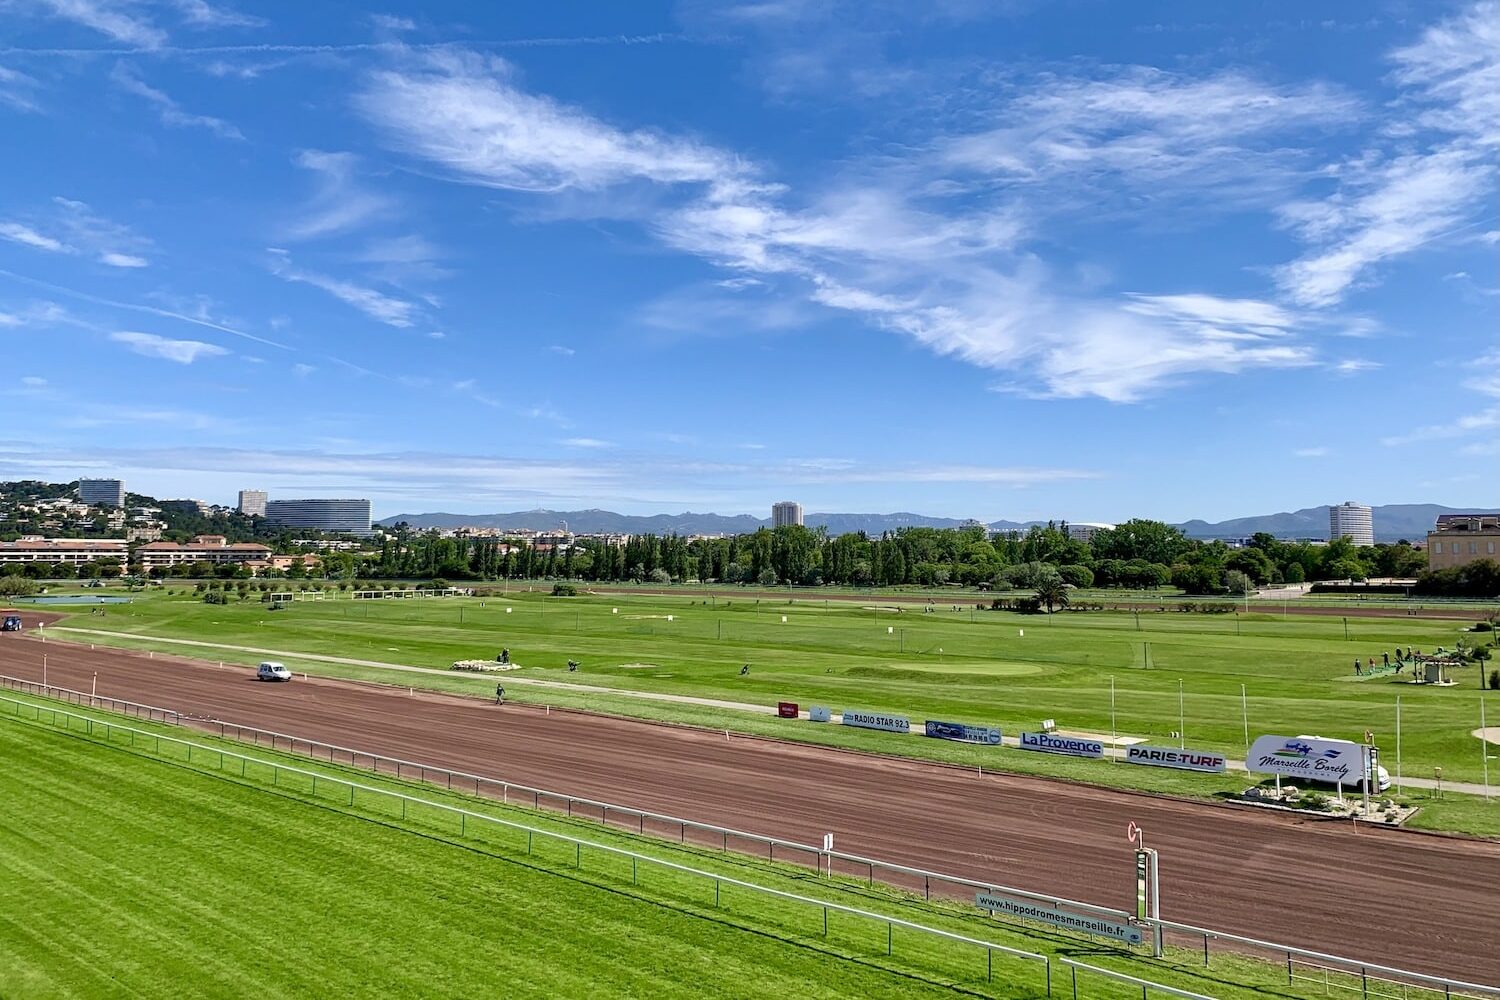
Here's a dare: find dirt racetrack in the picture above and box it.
[5,633,1499,984]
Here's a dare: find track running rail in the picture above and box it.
[1060,958,1216,1000]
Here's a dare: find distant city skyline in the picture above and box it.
[0,4,1494,521]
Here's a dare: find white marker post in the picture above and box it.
[822,833,834,876]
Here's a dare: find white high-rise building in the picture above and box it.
[1329,501,1374,547]
[78,478,125,507]
[772,501,804,528]
[238,490,267,517]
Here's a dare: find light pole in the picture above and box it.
[1178,678,1185,748]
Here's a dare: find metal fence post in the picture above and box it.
[1071,966,1078,1000]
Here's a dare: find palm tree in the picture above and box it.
[1034,576,1070,614]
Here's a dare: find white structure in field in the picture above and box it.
[1329,501,1374,547]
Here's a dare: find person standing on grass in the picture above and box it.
[1355,659,1362,675]
[495,683,505,705]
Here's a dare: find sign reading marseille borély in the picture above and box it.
[1018,731,1104,758]
[1247,735,1363,785]
[925,720,1002,745]
[841,710,910,734]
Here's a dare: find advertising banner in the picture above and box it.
[808,706,832,723]
[1124,745,1227,773]
[1247,735,1363,785]
[841,710,910,734]
[924,720,1002,745]
[777,702,798,719]
[975,893,1143,945]
[1018,731,1104,758]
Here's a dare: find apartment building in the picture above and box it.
[0,536,128,567]
[135,534,272,573]
[1427,514,1500,571]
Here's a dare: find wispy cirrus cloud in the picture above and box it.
[34,0,167,48]
[1276,1,1498,306]
[360,51,1331,403]
[110,62,243,139]
[267,249,420,328]
[109,329,229,363]
[282,150,394,240]
[0,198,152,266]
[0,63,40,111]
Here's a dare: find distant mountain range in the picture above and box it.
[378,503,1497,541]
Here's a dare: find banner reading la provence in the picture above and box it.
[1018,732,1104,758]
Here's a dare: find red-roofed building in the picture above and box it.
[136,535,272,573]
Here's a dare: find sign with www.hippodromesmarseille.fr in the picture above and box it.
[975,893,1143,945]
[1247,735,1364,785]
[841,710,910,734]
[1018,731,1104,758]
[1125,745,1227,773]
[924,720,1002,745]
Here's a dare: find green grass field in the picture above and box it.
[1,692,1414,999]
[31,588,1500,829]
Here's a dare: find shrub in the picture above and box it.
[1474,621,1494,632]
[551,582,578,597]
[1490,669,1499,691]
[0,576,39,598]
[202,591,229,605]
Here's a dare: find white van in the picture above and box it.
[1298,734,1390,793]
[256,661,292,682]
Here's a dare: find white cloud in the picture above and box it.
[358,51,746,193]
[167,0,263,28]
[20,376,47,387]
[1294,447,1330,458]
[109,330,230,364]
[562,437,613,449]
[0,63,40,112]
[945,69,1359,208]
[292,363,315,377]
[35,0,167,47]
[268,251,419,328]
[548,344,575,356]
[98,251,149,268]
[283,150,393,240]
[111,63,243,140]
[371,13,416,31]
[1277,2,1498,305]
[1332,358,1382,374]
[0,222,70,253]
[358,49,1354,402]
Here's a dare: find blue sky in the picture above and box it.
[1,1,1495,522]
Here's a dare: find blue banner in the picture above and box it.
[925,720,1002,745]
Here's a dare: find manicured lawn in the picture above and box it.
[0,695,1348,1000]
[0,712,1012,999]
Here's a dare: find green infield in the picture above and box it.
[36,588,1500,811]
[1,692,1422,1000]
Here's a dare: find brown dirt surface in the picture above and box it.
[4,633,1498,984]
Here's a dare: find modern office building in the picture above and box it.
[0,536,128,567]
[1328,501,1374,547]
[237,490,268,517]
[77,478,125,507]
[1066,522,1115,543]
[265,498,372,536]
[1427,514,1500,571]
[772,501,804,528]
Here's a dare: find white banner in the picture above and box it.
[1125,745,1227,773]
[841,710,910,734]
[1018,731,1103,758]
[975,893,1143,945]
[1247,735,1363,785]
[807,706,832,723]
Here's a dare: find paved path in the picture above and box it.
[49,625,1495,797]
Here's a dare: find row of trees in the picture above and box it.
[364,520,1449,595]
